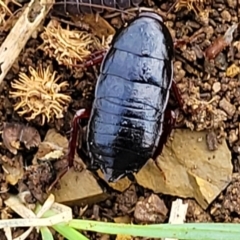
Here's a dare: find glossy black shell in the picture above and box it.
[87,12,174,182]
[53,0,142,15]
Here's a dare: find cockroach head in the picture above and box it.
[139,11,163,22]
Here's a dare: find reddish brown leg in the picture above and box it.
[48,109,91,191]
[68,109,91,167]
[173,28,204,49]
[171,80,184,109]
[69,49,107,68]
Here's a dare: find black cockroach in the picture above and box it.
[58,11,186,184]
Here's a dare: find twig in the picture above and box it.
[163,199,189,240]
[3,194,72,240]
[0,0,53,85]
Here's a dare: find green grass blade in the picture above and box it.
[69,220,240,240]
[35,205,89,240]
[52,223,89,240]
[40,227,54,240]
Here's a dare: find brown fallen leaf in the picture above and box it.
[2,155,24,185]
[2,122,41,155]
[19,125,41,149]
[2,122,22,154]
[33,129,68,165]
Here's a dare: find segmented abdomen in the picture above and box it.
[87,47,171,182]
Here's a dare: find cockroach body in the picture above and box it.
[66,11,184,183]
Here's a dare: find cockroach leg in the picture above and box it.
[82,49,107,68]
[67,49,107,68]
[171,80,184,110]
[48,109,91,191]
[68,108,91,167]
[174,28,204,48]
[48,167,69,191]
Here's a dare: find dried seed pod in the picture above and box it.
[9,66,71,125]
[39,20,110,68]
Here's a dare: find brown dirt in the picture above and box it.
[0,0,240,239]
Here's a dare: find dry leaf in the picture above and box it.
[2,155,24,185]
[2,122,22,154]
[2,123,41,154]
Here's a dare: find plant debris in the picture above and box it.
[2,122,41,154]
[9,65,71,125]
[171,0,208,16]
[0,0,21,27]
[39,19,109,68]
[2,154,24,185]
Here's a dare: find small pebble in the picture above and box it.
[220,10,231,22]
[206,131,218,151]
[134,194,168,223]
[226,0,237,8]
[212,82,221,93]
[228,129,238,145]
[219,98,236,117]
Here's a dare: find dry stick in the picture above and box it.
[163,199,189,240]
[0,0,54,85]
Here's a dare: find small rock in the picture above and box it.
[134,194,168,223]
[226,64,240,78]
[97,169,131,192]
[52,168,108,206]
[206,131,218,151]
[219,97,236,117]
[228,129,238,145]
[226,0,237,8]
[135,129,232,209]
[215,53,228,70]
[115,185,138,214]
[186,199,212,222]
[210,173,240,222]
[212,82,221,93]
[220,10,231,22]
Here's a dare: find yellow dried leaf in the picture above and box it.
[226,63,240,78]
